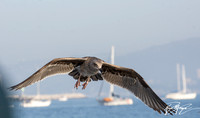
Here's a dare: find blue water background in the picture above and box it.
[11,96,200,118]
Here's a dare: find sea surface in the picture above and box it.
[11,97,200,118]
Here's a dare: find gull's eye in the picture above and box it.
[93,63,98,67]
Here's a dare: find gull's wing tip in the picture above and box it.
[8,85,20,91]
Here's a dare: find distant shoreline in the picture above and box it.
[8,93,86,101]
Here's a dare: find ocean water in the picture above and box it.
[11,97,200,118]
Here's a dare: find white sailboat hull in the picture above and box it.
[166,92,197,100]
[166,64,197,100]
[58,97,68,101]
[98,98,133,106]
[21,100,51,107]
[97,46,133,106]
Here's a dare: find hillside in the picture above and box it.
[6,38,200,97]
[116,38,200,94]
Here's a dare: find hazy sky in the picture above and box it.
[1,0,200,95]
[0,0,200,64]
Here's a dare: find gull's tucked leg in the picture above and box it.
[74,76,81,89]
[82,77,90,89]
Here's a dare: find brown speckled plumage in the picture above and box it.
[10,56,175,115]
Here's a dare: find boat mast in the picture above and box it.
[176,64,181,92]
[182,65,187,93]
[109,46,115,97]
[37,82,40,97]
[21,88,25,97]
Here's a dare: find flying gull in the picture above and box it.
[10,56,175,115]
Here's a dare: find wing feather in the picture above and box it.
[10,57,86,90]
[101,62,175,115]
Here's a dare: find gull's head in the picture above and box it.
[92,58,104,69]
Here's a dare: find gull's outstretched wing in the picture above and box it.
[10,57,86,90]
[101,62,175,115]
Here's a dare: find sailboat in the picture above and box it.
[97,46,133,106]
[165,64,197,100]
[21,82,51,107]
[58,96,68,102]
